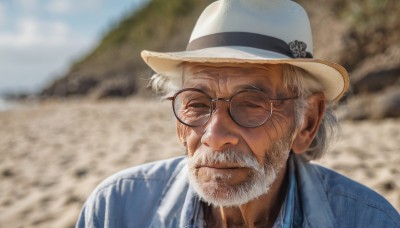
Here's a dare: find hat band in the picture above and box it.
[186,32,313,58]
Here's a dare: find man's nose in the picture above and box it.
[200,104,239,150]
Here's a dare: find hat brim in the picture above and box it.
[141,46,349,102]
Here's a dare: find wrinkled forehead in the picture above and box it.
[182,62,285,96]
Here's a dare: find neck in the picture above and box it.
[204,165,288,228]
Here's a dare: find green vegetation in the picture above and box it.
[42,0,213,98]
[76,0,211,69]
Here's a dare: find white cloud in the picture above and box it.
[47,0,103,14]
[0,17,90,53]
[47,0,72,14]
[17,0,38,12]
[80,0,103,9]
[0,0,146,94]
[0,2,6,26]
[0,17,73,46]
[0,17,93,93]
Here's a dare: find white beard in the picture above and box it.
[187,138,291,207]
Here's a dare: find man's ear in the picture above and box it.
[291,93,326,154]
[176,122,187,147]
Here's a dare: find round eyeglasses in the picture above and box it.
[166,88,298,128]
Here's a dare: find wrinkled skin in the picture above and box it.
[176,63,324,227]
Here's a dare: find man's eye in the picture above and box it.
[186,102,210,108]
[237,101,263,108]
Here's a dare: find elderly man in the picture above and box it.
[77,0,399,227]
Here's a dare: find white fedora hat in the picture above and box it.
[141,0,349,101]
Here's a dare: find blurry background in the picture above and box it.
[0,0,399,227]
[0,0,147,97]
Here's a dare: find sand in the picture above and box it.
[0,98,399,227]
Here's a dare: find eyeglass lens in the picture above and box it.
[173,90,272,128]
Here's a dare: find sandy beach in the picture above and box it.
[0,98,399,227]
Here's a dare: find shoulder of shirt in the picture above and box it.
[308,162,400,224]
[94,156,188,192]
[78,156,189,227]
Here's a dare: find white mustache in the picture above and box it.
[188,149,263,172]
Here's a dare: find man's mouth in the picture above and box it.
[195,164,247,169]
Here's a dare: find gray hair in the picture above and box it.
[148,63,339,161]
[281,64,339,161]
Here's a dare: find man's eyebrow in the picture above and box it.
[233,84,273,94]
[184,85,212,94]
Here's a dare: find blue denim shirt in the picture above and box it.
[77,155,399,227]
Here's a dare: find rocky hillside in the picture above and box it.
[41,0,213,99]
[41,0,400,119]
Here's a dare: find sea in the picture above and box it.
[0,97,18,112]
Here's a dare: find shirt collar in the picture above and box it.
[180,186,205,227]
[293,155,337,227]
[273,153,303,228]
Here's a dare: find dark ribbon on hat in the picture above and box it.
[186,32,313,58]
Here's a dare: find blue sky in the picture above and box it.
[0,0,148,95]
